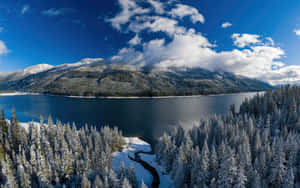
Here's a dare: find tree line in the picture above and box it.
[0,109,147,188]
[155,86,300,188]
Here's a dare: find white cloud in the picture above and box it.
[106,0,149,30]
[294,29,300,36]
[0,27,3,32]
[216,46,285,79]
[232,33,261,48]
[111,47,145,66]
[0,40,9,55]
[128,34,141,45]
[108,0,300,85]
[129,16,186,36]
[112,30,288,84]
[221,22,232,28]
[148,0,164,14]
[41,8,76,17]
[265,37,274,46]
[169,4,205,24]
[21,5,30,15]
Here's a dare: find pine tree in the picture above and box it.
[127,165,138,188]
[30,144,37,173]
[209,145,218,180]
[199,139,209,186]
[234,163,247,188]
[217,147,237,188]
[121,178,132,188]
[251,170,262,188]
[81,175,91,188]
[17,164,31,188]
[253,130,261,158]
[0,108,7,140]
[190,147,201,187]
[140,181,148,188]
[268,139,287,186]
[93,175,103,188]
[9,108,20,150]
[2,156,18,187]
[283,167,295,188]
[173,164,186,188]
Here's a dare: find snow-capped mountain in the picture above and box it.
[0,58,272,96]
[55,58,105,70]
[0,64,54,83]
[23,64,54,76]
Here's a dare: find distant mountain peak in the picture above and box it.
[23,64,54,75]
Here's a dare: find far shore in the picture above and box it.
[0,92,40,96]
[0,90,265,99]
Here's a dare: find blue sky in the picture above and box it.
[0,0,300,84]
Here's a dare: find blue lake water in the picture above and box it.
[0,93,258,144]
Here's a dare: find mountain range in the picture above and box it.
[0,58,272,97]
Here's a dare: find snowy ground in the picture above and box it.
[112,137,153,186]
[112,137,173,188]
[139,153,173,188]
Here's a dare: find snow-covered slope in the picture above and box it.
[0,64,53,82]
[0,57,272,96]
[55,58,104,70]
[23,64,54,75]
[0,58,103,80]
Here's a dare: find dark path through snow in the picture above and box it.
[128,150,160,188]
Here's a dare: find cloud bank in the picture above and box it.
[107,0,300,85]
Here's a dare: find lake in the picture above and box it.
[0,93,259,145]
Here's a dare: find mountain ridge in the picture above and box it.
[0,58,272,97]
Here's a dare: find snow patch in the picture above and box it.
[112,137,174,188]
[112,137,153,186]
[57,58,104,69]
[140,153,173,188]
[23,64,54,75]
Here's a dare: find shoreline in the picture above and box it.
[0,91,264,99]
[0,92,40,96]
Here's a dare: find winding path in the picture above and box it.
[128,150,160,188]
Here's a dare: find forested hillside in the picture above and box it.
[155,86,300,188]
[0,110,143,188]
[0,59,271,97]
